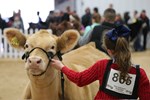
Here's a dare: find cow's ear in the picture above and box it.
[57,29,80,53]
[4,28,26,49]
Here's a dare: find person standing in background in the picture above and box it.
[81,7,92,28]
[90,8,117,52]
[115,13,124,25]
[140,10,150,50]
[93,7,101,22]
[78,13,101,46]
[11,10,24,32]
[0,14,7,32]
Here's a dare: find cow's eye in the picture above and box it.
[51,46,55,49]
[24,44,29,49]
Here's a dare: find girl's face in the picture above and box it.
[107,49,114,57]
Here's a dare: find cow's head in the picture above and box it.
[4,28,80,76]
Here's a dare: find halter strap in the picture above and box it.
[22,47,54,76]
[57,51,65,100]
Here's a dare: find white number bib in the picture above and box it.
[106,69,136,95]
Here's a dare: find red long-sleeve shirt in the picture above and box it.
[61,59,150,100]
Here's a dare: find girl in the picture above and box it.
[51,25,150,99]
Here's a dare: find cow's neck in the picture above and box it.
[28,67,61,100]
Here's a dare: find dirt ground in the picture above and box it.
[0,50,150,100]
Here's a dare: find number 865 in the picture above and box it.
[112,73,132,85]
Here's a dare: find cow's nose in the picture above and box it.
[28,57,42,65]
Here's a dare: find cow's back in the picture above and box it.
[62,42,109,100]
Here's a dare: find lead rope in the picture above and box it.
[57,51,65,100]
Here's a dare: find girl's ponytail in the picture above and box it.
[104,25,131,79]
[114,37,131,78]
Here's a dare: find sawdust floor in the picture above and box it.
[0,50,150,100]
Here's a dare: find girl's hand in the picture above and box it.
[50,59,64,70]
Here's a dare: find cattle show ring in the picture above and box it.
[0,28,150,100]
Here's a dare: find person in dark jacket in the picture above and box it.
[90,8,117,52]
[0,14,7,32]
[81,7,92,28]
[140,10,150,50]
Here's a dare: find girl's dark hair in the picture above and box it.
[104,34,131,78]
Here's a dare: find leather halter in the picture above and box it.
[22,47,54,76]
